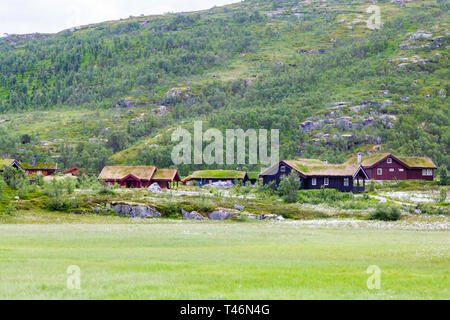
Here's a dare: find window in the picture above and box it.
[312,178,317,186]
[324,178,329,186]
[399,168,404,172]
[422,169,433,176]
[387,158,392,164]
[389,168,395,172]
[377,168,382,175]
[280,166,286,173]
[344,178,349,187]
[37,170,42,175]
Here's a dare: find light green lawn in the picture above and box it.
[0,222,448,299]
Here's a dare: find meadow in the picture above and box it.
[0,220,448,299]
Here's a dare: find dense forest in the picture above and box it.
[0,0,448,175]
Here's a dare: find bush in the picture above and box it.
[437,189,447,203]
[439,167,448,186]
[4,204,17,216]
[278,172,300,203]
[369,204,401,221]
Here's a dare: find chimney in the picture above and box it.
[357,152,362,164]
[323,160,328,165]
[32,156,36,166]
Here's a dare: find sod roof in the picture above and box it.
[151,169,180,181]
[189,170,247,179]
[20,162,57,170]
[346,153,436,168]
[98,166,156,180]
[0,158,15,167]
[284,159,362,177]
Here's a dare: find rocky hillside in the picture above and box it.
[0,0,448,175]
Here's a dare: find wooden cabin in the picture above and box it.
[347,153,437,181]
[21,162,57,176]
[98,166,180,189]
[183,170,248,187]
[259,159,368,193]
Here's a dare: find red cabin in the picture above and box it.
[348,153,437,181]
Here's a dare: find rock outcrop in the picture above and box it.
[111,203,161,218]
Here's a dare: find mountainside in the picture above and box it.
[0,0,448,175]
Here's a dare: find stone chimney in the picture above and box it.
[32,156,36,166]
[357,152,362,164]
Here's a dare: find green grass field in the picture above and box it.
[0,221,448,299]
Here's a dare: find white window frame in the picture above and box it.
[399,168,404,172]
[422,169,433,176]
[312,178,317,186]
[389,168,395,172]
[377,168,382,175]
[324,178,329,186]
[387,158,392,164]
[344,178,349,187]
[280,166,286,173]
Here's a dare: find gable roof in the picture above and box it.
[20,162,57,170]
[0,158,19,168]
[260,159,366,177]
[98,166,156,181]
[346,153,437,169]
[189,170,247,179]
[152,169,181,181]
[63,166,80,174]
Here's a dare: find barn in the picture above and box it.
[259,159,368,193]
[347,153,437,181]
[183,170,248,187]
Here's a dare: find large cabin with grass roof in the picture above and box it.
[182,170,249,187]
[98,166,180,189]
[259,159,368,193]
[347,153,437,181]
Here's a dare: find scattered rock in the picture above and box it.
[234,204,245,211]
[208,210,239,220]
[148,183,162,193]
[181,209,206,220]
[112,203,161,218]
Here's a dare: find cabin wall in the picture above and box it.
[304,176,355,192]
[407,168,434,181]
[365,157,408,180]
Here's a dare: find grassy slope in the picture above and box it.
[0,223,447,299]
[0,0,448,172]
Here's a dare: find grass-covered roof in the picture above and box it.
[20,162,57,170]
[152,169,180,181]
[346,153,436,168]
[0,158,15,167]
[98,166,156,180]
[284,159,361,177]
[190,170,247,179]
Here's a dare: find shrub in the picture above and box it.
[369,204,401,221]
[4,204,17,216]
[278,172,300,203]
[437,189,447,203]
[439,167,448,186]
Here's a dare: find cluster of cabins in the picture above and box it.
[0,152,437,193]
